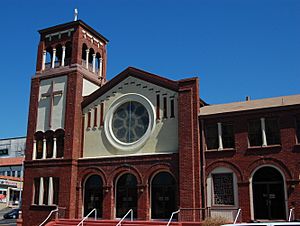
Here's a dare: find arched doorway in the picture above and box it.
[151,172,177,219]
[116,173,138,218]
[84,175,103,218]
[252,166,286,220]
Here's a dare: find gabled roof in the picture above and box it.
[200,94,300,116]
[82,67,179,108]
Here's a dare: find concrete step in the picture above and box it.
[48,219,181,226]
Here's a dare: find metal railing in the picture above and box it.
[38,207,59,226]
[288,207,295,222]
[116,209,133,226]
[167,209,180,226]
[233,208,241,224]
[77,208,97,226]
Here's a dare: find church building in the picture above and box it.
[21,19,300,226]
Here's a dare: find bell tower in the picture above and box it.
[22,20,108,226]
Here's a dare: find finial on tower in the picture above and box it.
[74,8,78,21]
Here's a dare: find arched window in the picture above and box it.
[34,131,44,159]
[64,41,72,66]
[151,172,177,219]
[81,44,88,66]
[116,173,138,218]
[45,130,54,158]
[88,48,95,72]
[55,44,62,68]
[96,52,102,76]
[45,46,52,69]
[55,129,64,158]
[84,175,103,218]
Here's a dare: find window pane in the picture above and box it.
[206,124,218,150]
[222,123,235,148]
[43,177,49,205]
[53,178,59,205]
[265,118,280,145]
[34,178,40,205]
[212,173,234,205]
[37,139,43,159]
[248,120,262,146]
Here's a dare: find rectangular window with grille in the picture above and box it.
[265,118,280,145]
[248,120,262,146]
[206,124,218,150]
[212,173,234,205]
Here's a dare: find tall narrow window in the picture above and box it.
[33,178,40,205]
[297,118,300,143]
[206,124,218,150]
[53,177,59,205]
[222,123,235,149]
[87,111,91,128]
[156,95,160,120]
[163,97,167,118]
[45,131,54,158]
[100,103,104,126]
[94,106,98,127]
[55,129,64,158]
[265,118,280,145]
[248,120,262,146]
[170,99,175,118]
[43,177,49,205]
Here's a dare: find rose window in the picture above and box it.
[112,101,149,143]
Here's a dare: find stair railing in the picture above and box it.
[77,208,97,226]
[38,206,59,226]
[166,209,180,226]
[288,207,295,222]
[116,209,133,226]
[233,208,241,224]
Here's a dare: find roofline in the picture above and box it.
[38,20,109,43]
[199,103,300,118]
[82,67,179,108]
[0,136,26,141]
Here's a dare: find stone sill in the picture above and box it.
[247,144,281,150]
[205,148,236,153]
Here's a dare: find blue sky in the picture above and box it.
[0,0,299,138]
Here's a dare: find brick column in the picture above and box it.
[238,182,251,222]
[137,185,149,220]
[103,186,113,219]
[178,78,201,222]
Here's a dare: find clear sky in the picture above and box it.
[0,0,299,138]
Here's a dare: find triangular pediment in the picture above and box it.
[82,67,179,108]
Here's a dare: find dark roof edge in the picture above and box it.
[0,136,26,141]
[38,20,109,43]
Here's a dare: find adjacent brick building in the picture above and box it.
[21,19,300,226]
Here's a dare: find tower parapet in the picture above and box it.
[36,20,109,84]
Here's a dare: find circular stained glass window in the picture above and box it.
[112,101,149,143]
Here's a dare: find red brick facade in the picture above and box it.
[202,105,300,222]
[21,20,300,226]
